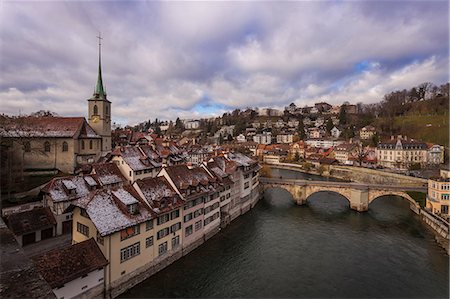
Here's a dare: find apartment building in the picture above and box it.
[111,146,162,183]
[427,169,450,219]
[70,182,183,297]
[376,136,428,169]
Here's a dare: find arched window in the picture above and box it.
[44,141,51,152]
[93,105,98,115]
[81,140,85,150]
[62,141,68,152]
[24,141,31,152]
[89,140,93,149]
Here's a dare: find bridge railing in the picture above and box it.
[259,177,427,192]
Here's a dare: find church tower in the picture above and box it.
[88,33,111,154]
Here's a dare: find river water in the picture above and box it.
[122,170,449,298]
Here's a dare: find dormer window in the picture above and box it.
[128,203,139,215]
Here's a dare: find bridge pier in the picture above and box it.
[349,189,369,212]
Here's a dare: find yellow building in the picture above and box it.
[70,182,184,297]
[426,169,450,219]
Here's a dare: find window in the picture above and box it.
[81,140,85,150]
[89,140,93,149]
[77,222,89,237]
[80,209,89,218]
[128,203,138,215]
[244,182,250,189]
[93,105,98,115]
[146,220,153,231]
[170,209,180,220]
[44,141,51,152]
[184,213,193,222]
[194,220,202,231]
[157,227,170,240]
[24,141,31,152]
[145,236,154,248]
[157,214,170,225]
[62,141,68,152]
[193,208,203,218]
[120,224,140,241]
[172,236,180,248]
[120,242,140,262]
[158,241,168,256]
[170,222,181,233]
[97,232,104,245]
[106,105,109,115]
[441,205,449,214]
[185,225,193,236]
[244,174,250,179]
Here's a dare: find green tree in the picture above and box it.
[298,121,306,140]
[339,106,347,125]
[326,118,333,134]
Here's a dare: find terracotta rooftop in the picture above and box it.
[91,162,127,186]
[6,207,56,236]
[164,165,215,191]
[32,238,108,288]
[135,176,184,214]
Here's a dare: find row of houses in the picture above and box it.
[259,134,444,170]
[4,152,261,299]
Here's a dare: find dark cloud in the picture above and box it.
[0,1,448,125]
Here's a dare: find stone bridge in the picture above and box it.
[260,177,427,212]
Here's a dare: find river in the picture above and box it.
[121,170,449,298]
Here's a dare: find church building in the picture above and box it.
[0,37,112,175]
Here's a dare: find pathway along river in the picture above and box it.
[122,169,449,298]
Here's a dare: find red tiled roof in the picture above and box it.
[32,238,108,288]
[7,207,56,236]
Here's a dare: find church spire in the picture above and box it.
[94,33,106,99]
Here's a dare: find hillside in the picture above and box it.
[374,113,449,147]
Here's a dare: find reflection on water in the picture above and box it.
[122,178,449,298]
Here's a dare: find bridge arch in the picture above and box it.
[368,190,419,209]
[304,189,351,205]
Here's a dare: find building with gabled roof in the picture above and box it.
[111,146,162,183]
[5,207,56,246]
[32,238,108,299]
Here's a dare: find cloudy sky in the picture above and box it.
[1,1,448,125]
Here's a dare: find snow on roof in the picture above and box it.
[136,177,184,214]
[114,147,155,171]
[165,165,214,190]
[0,116,100,139]
[226,152,256,167]
[91,163,126,186]
[80,188,153,236]
[45,176,93,202]
[112,188,139,205]
[62,180,76,190]
[84,176,98,187]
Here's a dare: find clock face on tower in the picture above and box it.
[92,115,100,123]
